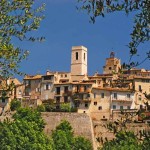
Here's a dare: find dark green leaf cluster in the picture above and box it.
[10,99,21,111]
[0,109,93,150]
[101,131,142,150]
[13,107,45,131]
[0,120,54,150]
[77,0,150,68]
[52,120,93,150]
[0,108,54,150]
[0,0,45,79]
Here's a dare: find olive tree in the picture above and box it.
[0,0,45,94]
[77,0,150,68]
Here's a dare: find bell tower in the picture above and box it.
[71,46,87,75]
[103,52,121,74]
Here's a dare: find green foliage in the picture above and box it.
[37,104,46,112]
[0,0,45,94]
[52,120,92,150]
[0,109,92,150]
[13,107,45,131]
[77,0,150,68]
[52,130,72,150]
[73,136,93,150]
[60,103,71,112]
[100,112,150,150]
[52,120,74,148]
[0,107,54,150]
[0,118,54,150]
[10,99,21,111]
[101,131,141,150]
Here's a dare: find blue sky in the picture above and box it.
[15,0,149,79]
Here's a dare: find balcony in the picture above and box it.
[72,93,91,102]
[112,97,133,102]
[72,89,91,93]
[63,91,72,96]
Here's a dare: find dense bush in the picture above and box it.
[10,99,21,111]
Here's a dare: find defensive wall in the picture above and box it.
[42,112,93,141]
[41,112,150,150]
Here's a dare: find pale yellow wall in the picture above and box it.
[89,89,111,119]
[103,57,121,74]
[71,46,87,75]
[134,79,150,94]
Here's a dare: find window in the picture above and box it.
[94,102,97,105]
[64,86,68,93]
[98,106,102,110]
[127,106,130,109]
[94,93,96,99]
[101,93,104,98]
[56,87,60,94]
[113,105,116,109]
[2,98,5,103]
[139,95,142,100]
[85,103,88,108]
[76,52,78,60]
[120,106,123,110]
[56,97,60,103]
[64,96,68,103]
[109,67,112,70]
[84,53,85,60]
[114,93,117,99]
[127,94,130,98]
[139,85,142,91]
[84,86,87,92]
[46,84,50,90]
[65,74,67,77]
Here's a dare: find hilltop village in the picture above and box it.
[0,46,150,120]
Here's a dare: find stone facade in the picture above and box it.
[42,112,93,141]
[103,52,121,74]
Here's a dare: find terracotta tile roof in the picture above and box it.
[24,74,42,80]
[92,87,134,92]
[54,82,93,85]
[133,76,150,79]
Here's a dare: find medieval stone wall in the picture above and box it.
[42,112,93,141]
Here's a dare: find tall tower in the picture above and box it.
[103,52,121,74]
[71,46,87,75]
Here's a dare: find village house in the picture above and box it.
[1,45,149,118]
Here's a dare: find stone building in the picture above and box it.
[103,52,121,74]
[23,74,42,100]
[3,45,148,118]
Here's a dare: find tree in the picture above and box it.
[60,103,71,112]
[77,0,150,68]
[52,120,74,150]
[101,131,142,150]
[37,104,46,112]
[0,107,54,150]
[0,113,54,150]
[0,0,45,95]
[73,136,93,150]
[10,99,21,111]
[52,120,92,150]
[97,111,150,149]
[13,107,45,131]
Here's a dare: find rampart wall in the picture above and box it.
[42,112,93,141]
